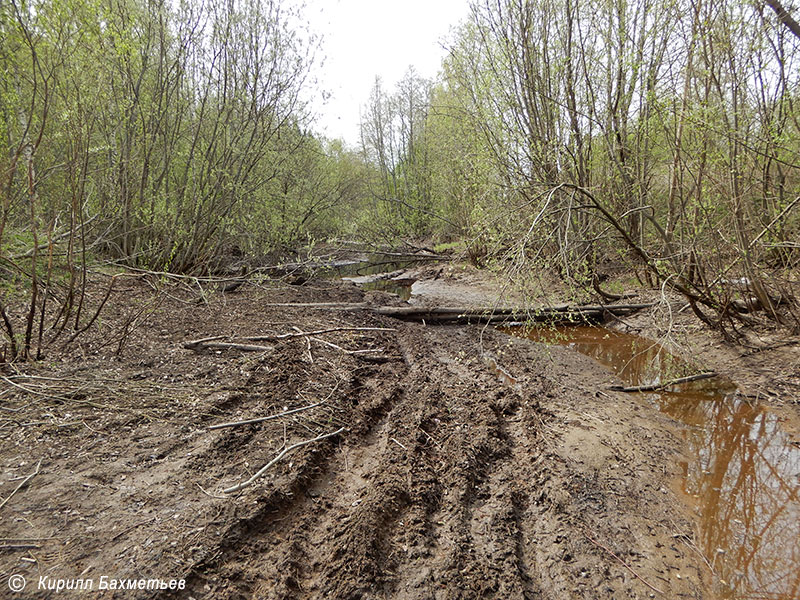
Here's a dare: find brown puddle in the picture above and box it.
[504,325,800,600]
[336,254,418,300]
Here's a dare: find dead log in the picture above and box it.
[609,372,718,393]
[372,302,654,324]
[373,306,600,324]
[342,269,405,284]
[254,301,655,324]
[592,274,638,301]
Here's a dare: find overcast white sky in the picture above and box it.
[302,0,471,146]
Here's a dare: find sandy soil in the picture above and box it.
[4,265,793,599]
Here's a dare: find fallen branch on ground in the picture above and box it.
[592,274,638,302]
[181,335,227,348]
[360,250,447,260]
[0,458,42,512]
[185,327,392,354]
[223,427,346,494]
[209,399,328,430]
[583,529,664,595]
[372,303,655,324]
[309,336,383,355]
[609,372,718,393]
[246,326,395,341]
[342,269,405,283]
[183,340,274,353]
[261,302,368,308]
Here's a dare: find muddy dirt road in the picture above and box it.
[2,268,794,599]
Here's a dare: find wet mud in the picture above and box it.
[2,266,796,599]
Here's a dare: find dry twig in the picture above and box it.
[390,437,408,450]
[309,336,383,355]
[583,529,664,595]
[0,458,42,512]
[610,372,717,393]
[223,427,346,494]
[183,340,274,353]
[246,326,395,341]
[208,399,329,430]
[183,335,227,348]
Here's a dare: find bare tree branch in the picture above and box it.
[764,0,800,40]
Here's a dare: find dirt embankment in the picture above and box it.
[1,271,723,599]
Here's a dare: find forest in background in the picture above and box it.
[2,0,800,360]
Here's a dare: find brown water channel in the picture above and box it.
[506,325,800,600]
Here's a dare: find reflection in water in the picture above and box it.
[334,254,417,300]
[331,254,419,278]
[506,325,800,600]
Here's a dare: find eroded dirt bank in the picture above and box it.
[2,273,716,598]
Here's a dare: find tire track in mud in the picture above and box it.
[159,338,412,599]
[3,279,719,600]
[258,390,414,599]
[156,320,704,600]
[284,327,552,599]
[423,370,547,600]
[241,335,436,598]
[156,321,560,600]
[467,400,544,599]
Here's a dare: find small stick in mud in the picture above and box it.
[109,518,156,542]
[583,529,665,595]
[609,372,718,393]
[0,458,42,512]
[183,335,227,348]
[309,336,383,355]
[390,437,408,450]
[183,340,274,353]
[290,326,314,362]
[418,426,442,449]
[196,482,228,500]
[222,427,346,494]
